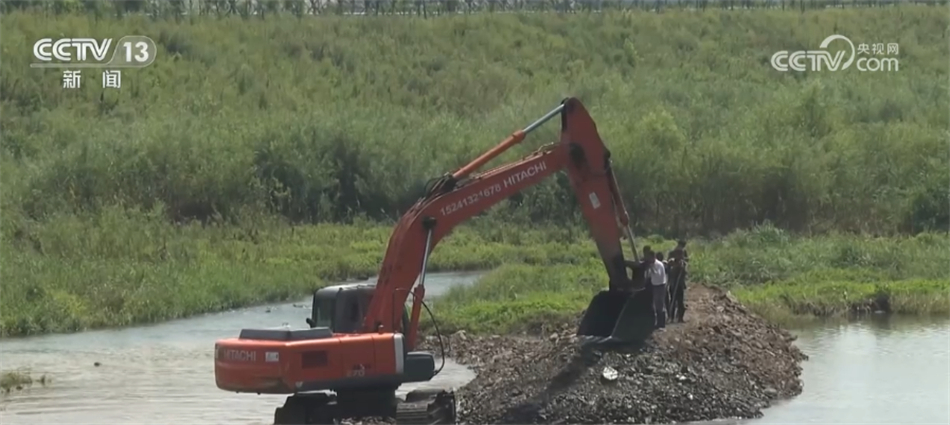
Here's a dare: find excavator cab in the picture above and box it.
[306,283,410,338]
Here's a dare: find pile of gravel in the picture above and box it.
[422,284,807,424]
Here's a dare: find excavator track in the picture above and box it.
[273,389,457,425]
[396,389,457,425]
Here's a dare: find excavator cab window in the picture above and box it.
[310,296,334,329]
[332,288,372,334]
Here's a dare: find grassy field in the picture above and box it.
[1,6,947,336]
[430,226,950,333]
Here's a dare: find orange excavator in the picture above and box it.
[214,98,656,425]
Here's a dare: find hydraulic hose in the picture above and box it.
[421,299,446,376]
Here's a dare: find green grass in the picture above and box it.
[429,226,950,334]
[0,208,596,337]
[732,277,950,324]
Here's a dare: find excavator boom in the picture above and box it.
[366,97,652,348]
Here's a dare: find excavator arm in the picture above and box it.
[363,98,646,348]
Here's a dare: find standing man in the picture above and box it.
[645,250,668,329]
[667,239,689,322]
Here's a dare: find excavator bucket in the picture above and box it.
[577,288,655,344]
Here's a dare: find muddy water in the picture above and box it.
[750,315,950,425]
[0,271,483,425]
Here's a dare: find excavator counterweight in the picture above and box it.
[214,98,654,425]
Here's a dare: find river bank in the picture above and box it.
[426,227,949,335]
[4,218,947,338]
[0,217,589,337]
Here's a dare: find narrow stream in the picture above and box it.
[0,271,483,425]
[2,274,948,425]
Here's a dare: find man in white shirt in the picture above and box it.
[646,250,668,329]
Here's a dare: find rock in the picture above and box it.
[601,367,619,382]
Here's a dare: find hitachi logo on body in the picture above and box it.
[439,161,547,217]
[503,161,547,188]
[225,349,257,362]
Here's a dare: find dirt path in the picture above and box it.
[420,284,807,424]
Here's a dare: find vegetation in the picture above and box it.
[1,6,947,336]
[1,211,592,336]
[3,7,947,235]
[430,226,950,333]
[0,369,50,394]
[3,0,948,18]
[732,278,949,325]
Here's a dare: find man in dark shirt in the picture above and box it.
[667,239,689,322]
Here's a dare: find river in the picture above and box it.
[0,272,483,424]
[1,273,948,424]
[751,315,950,425]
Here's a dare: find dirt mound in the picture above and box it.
[421,284,807,424]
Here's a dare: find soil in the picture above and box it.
[417,284,808,424]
